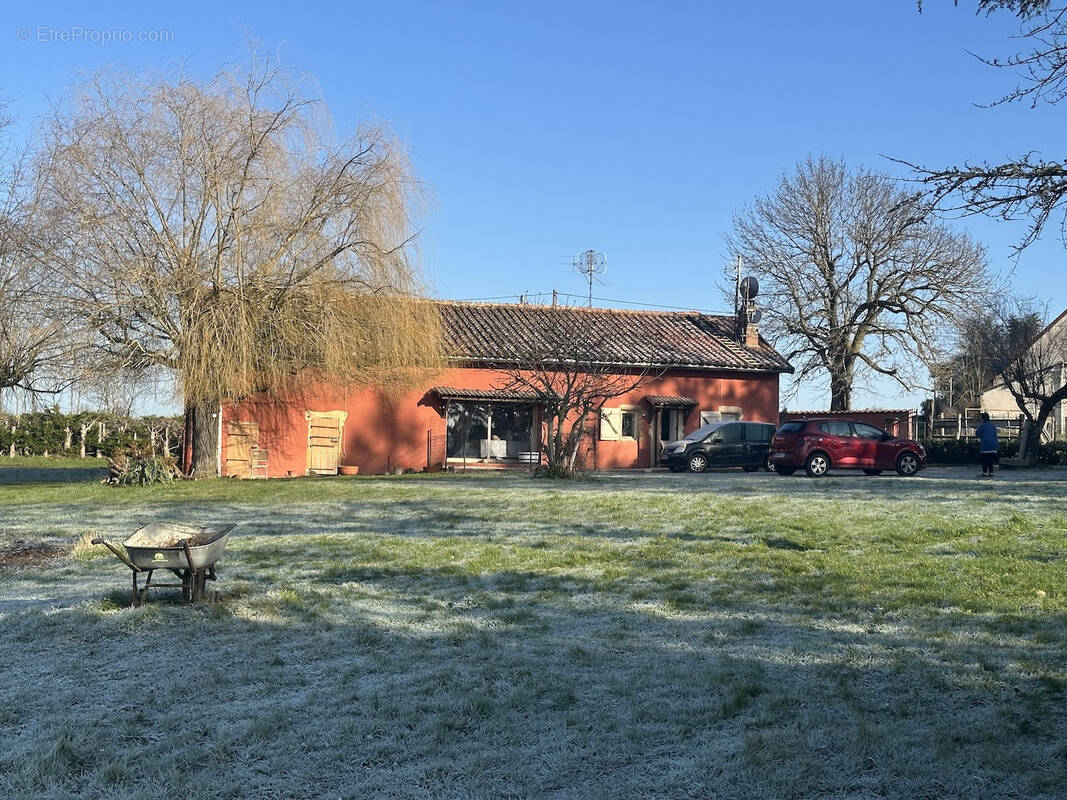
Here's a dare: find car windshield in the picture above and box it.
[775,422,804,434]
[685,422,726,441]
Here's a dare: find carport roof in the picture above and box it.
[645,395,699,408]
[428,386,544,403]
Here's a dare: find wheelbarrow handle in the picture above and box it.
[92,538,141,572]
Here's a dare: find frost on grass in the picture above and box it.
[0,470,1066,798]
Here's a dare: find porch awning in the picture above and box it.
[429,386,543,403]
[645,395,699,409]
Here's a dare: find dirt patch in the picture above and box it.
[0,541,68,567]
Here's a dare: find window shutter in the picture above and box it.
[600,408,622,441]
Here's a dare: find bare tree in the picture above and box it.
[728,155,990,411]
[0,108,76,397]
[930,311,1004,412]
[495,315,651,477]
[981,303,1066,461]
[33,56,442,476]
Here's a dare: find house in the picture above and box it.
[979,308,1067,442]
[219,301,793,476]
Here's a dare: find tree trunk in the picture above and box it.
[1022,404,1054,465]
[186,402,220,478]
[829,373,852,411]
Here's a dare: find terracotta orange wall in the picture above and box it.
[223,367,781,477]
[592,370,780,469]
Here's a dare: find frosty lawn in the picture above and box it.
[1,468,1065,799]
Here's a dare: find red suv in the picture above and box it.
[768,419,926,477]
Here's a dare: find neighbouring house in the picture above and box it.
[778,409,916,439]
[980,308,1067,443]
[218,301,793,477]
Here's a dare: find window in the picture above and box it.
[818,421,853,437]
[718,405,743,421]
[775,421,805,434]
[446,402,533,460]
[716,422,743,442]
[744,422,773,442]
[852,422,885,440]
[699,410,721,427]
[601,407,638,441]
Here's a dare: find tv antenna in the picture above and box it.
[573,249,606,307]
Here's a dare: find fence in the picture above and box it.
[927,408,1028,441]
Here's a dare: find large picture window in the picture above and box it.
[446,401,534,460]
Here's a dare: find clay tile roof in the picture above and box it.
[437,302,793,374]
[428,386,544,403]
[646,395,699,408]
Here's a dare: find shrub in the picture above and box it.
[1037,441,1067,465]
[106,446,182,486]
[920,438,1014,465]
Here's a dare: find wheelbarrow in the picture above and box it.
[93,522,235,606]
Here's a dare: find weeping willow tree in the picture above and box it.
[34,56,442,475]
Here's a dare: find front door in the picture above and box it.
[306,411,347,475]
[223,421,259,478]
[659,409,684,444]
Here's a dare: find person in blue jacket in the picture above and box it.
[975,412,999,478]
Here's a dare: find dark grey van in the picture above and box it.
[660,421,776,473]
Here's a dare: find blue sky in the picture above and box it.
[2,1,1063,412]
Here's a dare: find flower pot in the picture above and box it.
[339,465,359,476]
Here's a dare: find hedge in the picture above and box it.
[0,410,184,458]
[921,438,1067,466]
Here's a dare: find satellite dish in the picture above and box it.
[750,309,762,324]
[740,276,759,301]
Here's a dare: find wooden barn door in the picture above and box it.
[305,411,347,475]
[223,421,259,478]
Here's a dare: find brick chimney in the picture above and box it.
[743,305,760,349]
[745,317,760,349]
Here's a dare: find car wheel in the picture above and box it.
[863,469,883,476]
[773,465,796,476]
[805,452,830,477]
[895,452,920,477]
[742,465,760,473]
[687,454,708,473]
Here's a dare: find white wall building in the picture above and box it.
[980,309,1067,442]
